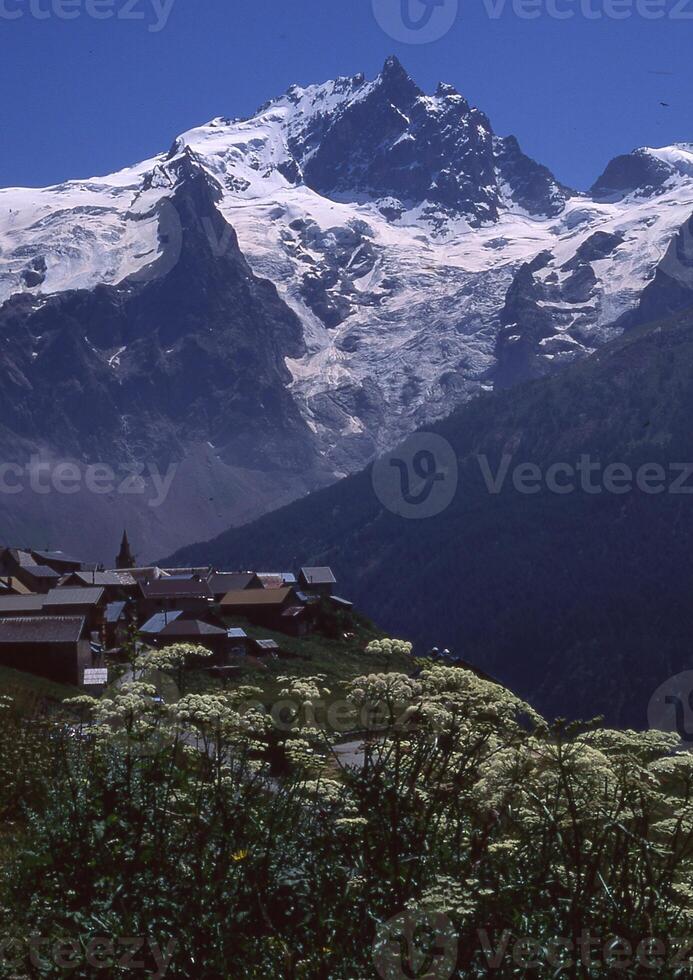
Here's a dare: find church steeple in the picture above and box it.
[116,530,135,570]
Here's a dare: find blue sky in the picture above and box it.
[0,0,691,191]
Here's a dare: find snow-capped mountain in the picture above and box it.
[2,56,693,559]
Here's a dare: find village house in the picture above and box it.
[257,572,297,590]
[227,627,250,658]
[139,610,236,663]
[0,549,61,594]
[253,638,280,657]
[0,587,107,637]
[61,570,138,603]
[104,601,130,649]
[42,587,107,635]
[30,550,88,576]
[220,586,305,635]
[148,619,229,661]
[207,571,262,601]
[0,595,47,618]
[137,578,215,622]
[299,567,337,597]
[139,609,185,638]
[0,616,93,687]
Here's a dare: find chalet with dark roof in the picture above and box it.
[139,609,234,661]
[0,616,91,686]
[220,586,307,635]
[44,587,107,633]
[0,549,61,594]
[138,577,214,621]
[30,550,86,575]
[207,572,262,601]
[62,570,138,602]
[0,595,47,618]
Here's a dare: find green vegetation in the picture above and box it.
[1,644,693,977]
[217,615,414,704]
[0,665,79,715]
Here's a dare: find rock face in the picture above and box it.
[591,149,673,200]
[2,59,693,558]
[0,152,329,560]
[295,57,570,226]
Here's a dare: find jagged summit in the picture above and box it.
[233,57,572,226]
[2,61,693,558]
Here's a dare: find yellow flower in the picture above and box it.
[231,849,249,862]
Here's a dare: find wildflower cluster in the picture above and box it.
[1,660,692,976]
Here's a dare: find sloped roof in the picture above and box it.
[45,587,105,607]
[105,601,127,624]
[0,616,85,644]
[254,639,279,651]
[0,595,45,614]
[120,567,170,582]
[221,587,293,608]
[160,620,226,638]
[139,610,184,635]
[31,550,84,567]
[330,595,354,609]
[282,606,306,619]
[258,572,297,588]
[139,579,213,599]
[0,595,46,616]
[73,571,136,588]
[21,564,61,580]
[160,567,211,579]
[300,567,337,586]
[9,549,37,567]
[208,572,258,594]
